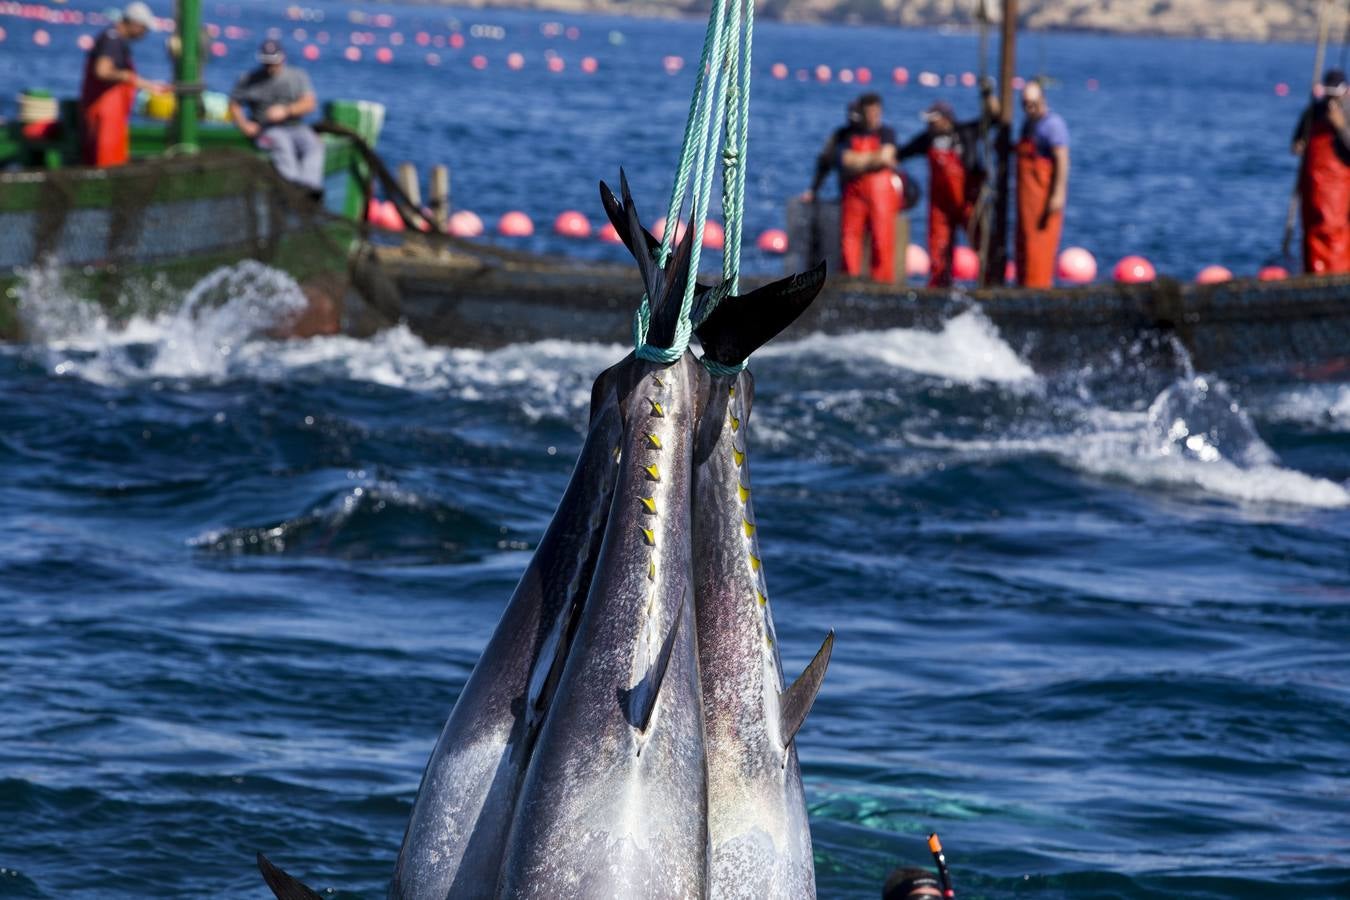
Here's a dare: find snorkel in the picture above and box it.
[927,833,955,898]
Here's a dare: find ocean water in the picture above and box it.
[4,3,1350,899]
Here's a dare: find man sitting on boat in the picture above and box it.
[79,2,168,167]
[229,40,325,198]
[897,88,999,287]
[836,93,900,283]
[1292,68,1350,276]
[1015,80,1070,289]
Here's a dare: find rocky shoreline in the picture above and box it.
[409,0,1326,44]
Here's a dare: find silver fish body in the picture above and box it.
[500,352,710,900]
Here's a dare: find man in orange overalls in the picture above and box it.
[1292,69,1350,275]
[1015,81,1070,288]
[79,3,166,167]
[837,93,899,282]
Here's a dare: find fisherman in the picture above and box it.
[79,2,168,167]
[835,93,900,283]
[897,85,1000,286]
[882,867,945,899]
[229,39,325,196]
[1015,80,1070,288]
[802,99,862,204]
[1292,68,1350,275]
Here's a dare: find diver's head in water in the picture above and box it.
[882,867,945,899]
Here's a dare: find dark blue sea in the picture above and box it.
[3,2,1350,898]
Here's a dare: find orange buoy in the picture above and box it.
[1113,255,1156,283]
[448,210,484,238]
[498,211,535,237]
[952,246,980,282]
[1056,246,1097,284]
[1195,265,1232,284]
[553,210,592,239]
[597,222,623,244]
[1258,265,1289,281]
[756,229,788,254]
[771,62,788,79]
[905,243,930,278]
[701,220,725,250]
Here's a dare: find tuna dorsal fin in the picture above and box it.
[779,629,834,758]
[620,593,684,740]
[256,853,324,900]
[696,261,827,366]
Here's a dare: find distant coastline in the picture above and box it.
[394,0,1326,44]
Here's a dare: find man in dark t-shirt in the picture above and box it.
[230,39,325,195]
[1292,69,1350,274]
[79,2,167,166]
[836,93,899,282]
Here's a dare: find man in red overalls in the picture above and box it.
[79,3,166,167]
[898,91,999,287]
[1015,81,1070,289]
[837,93,899,282]
[1292,69,1350,275]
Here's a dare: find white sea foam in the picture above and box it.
[1250,383,1350,430]
[762,309,1037,384]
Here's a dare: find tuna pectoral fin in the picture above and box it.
[695,261,828,367]
[618,602,683,743]
[779,630,835,758]
[256,852,324,900]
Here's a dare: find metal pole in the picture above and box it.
[983,0,1017,286]
[1280,0,1334,263]
[174,0,201,151]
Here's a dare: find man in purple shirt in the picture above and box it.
[1016,80,1071,288]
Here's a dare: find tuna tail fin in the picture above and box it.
[619,590,685,746]
[599,178,661,263]
[256,853,324,900]
[695,261,827,367]
[617,170,696,351]
[779,629,834,762]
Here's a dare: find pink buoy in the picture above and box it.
[1056,246,1097,284]
[580,56,598,74]
[653,217,689,245]
[547,56,564,73]
[1258,265,1289,281]
[905,243,930,279]
[1086,78,1100,91]
[1195,265,1233,284]
[449,33,465,49]
[415,31,430,46]
[470,54,487,70]
[960,71,976,87]
[597,222,623,244]
[770,62,788,79]
[498,211,535,237]
[566,26,580,40]
[756,229,788,254]
[1012,75,1026,90]
[1004,260,1017,283]
[663,55,683,75]
[1274,82,1290,97]
[302,44,319,61]
[856,66,872,84]
[344,46,361,62]
[553,210,591,239]
[701,220,725,250]
[507,51,524,69]
[425,53,441,66]
[77,33,94,50]
[839,69,855,84]
[33,28,49,46]
[1113,255,1156,283]
[367,199,404,232]
[390,32,405,47]
[893,66,909,85]
[952,246,980,282]
[375,47,393,64]
[447,210,484,238]
[814,64,831,82]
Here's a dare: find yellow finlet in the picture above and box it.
[646,433,663,450]
[728,385,736,397]
[732,447,745,467]
[757,589,769,607]
[639,527,656,547]
[639,496,657,515]
[652,375,665,387]
[648,559,656,581]
[749,554,761,571]
[729,413,740,432]
[742,518,756,538]
[738,483,750,504]
[647,399,665,418]
[644,463,661,482]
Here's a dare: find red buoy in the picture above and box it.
[597,222,623,244]
[547,56,565,73]
[893,66,910,85]
[701,220,725,251]
[498,211,535,237]
[449,33,465,49]
[756,229,788,254]
[952,246,980,282]
[448,210,484,238]
[553,210,591,239]
[1056,246,1097,284]
[580,56,598,74]
[905,243,930,279]
[471,54,488,70]
[1113,255,1156,283]
[375,47,393,64]
[856,66,872,84]
[1195,265,1232,284]
[1258,265,1289,281]
[367,199,404,232]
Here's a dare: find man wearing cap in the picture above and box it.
[80,2,168,167]
[229,40,325,196]
[1015,80,1070,288]
[1292,69,1350,275]
[837,93,900,282]
[898,87,999,287]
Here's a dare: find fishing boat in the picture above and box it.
[0,0,388,339]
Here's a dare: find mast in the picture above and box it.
[983,0,1017,286]
[173,0,201,151]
